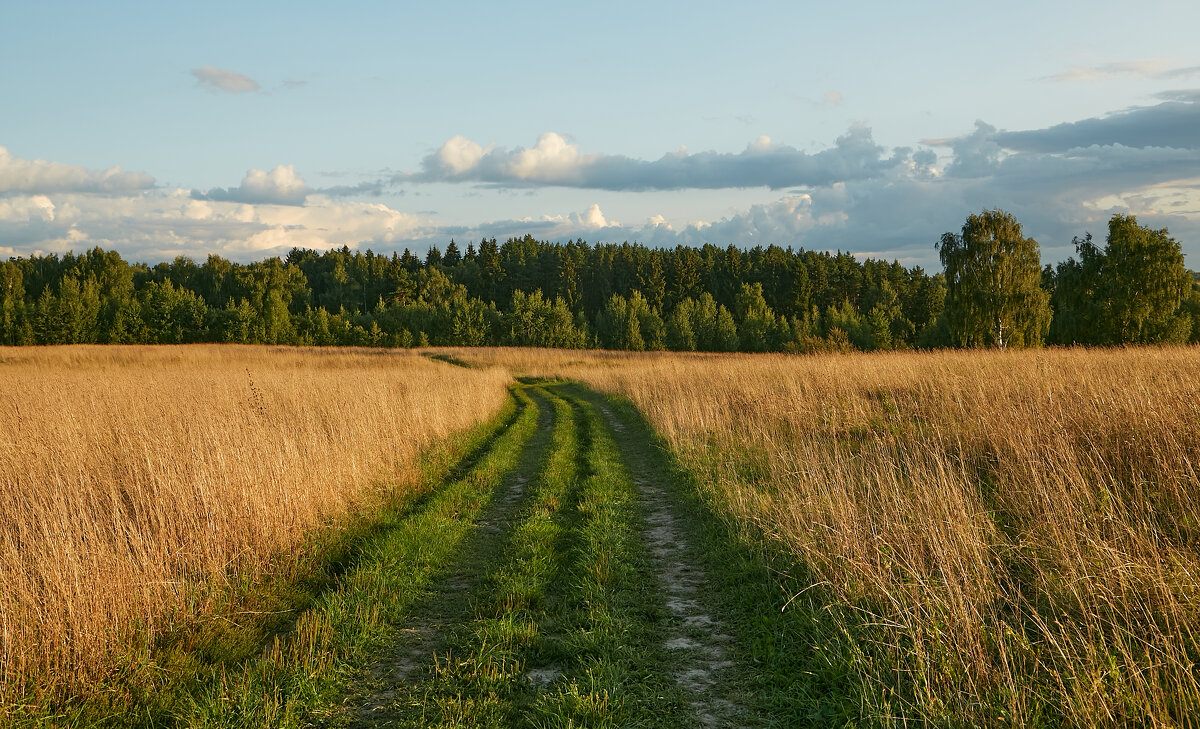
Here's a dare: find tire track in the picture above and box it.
[348,388,557,727]
[595,400,744,728]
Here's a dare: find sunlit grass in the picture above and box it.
[452,345,1200,726]
[0,344,509,705]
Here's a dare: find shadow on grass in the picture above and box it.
[556,382,871,728]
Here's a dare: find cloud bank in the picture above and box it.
[4,93,1200,268]
[405,127,907,191]
[0,147,154,195]
[0,187,430,262]
[991,96,1200,152]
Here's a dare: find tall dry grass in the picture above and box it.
[0,345,509,702]
[451,346,1200,726]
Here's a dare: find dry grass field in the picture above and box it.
[0,346,509,702]
[450,346,1200,725]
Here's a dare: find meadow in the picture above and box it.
[0,346,509,703]
[451,346,1200,726]
[2,344,1198,727]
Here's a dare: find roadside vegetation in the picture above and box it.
[0,346,509,712]
[455,345,1200,726]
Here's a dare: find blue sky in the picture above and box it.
[3,1,1200,269]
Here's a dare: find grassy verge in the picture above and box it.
[564,384,867,727]
[6,385,538,728]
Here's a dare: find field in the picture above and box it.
[2,345,1198,727]
[450,346,1200,726]
[0,346,510,703]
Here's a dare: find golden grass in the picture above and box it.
[0,345,509,701]
[449,346,1200,725]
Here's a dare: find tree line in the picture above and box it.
[1,211,1196,351]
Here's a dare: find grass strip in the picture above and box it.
[522,386,691,728]
[378,384,689,728]
[379,385,579,727]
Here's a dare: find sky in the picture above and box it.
[3,1,1200,270]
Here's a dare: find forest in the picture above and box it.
[2,211,1197,351]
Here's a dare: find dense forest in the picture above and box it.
[2,211,1198,351]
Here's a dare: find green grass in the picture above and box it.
[525,389,690,729]
[375,386,576,727]
[369,384,692,728]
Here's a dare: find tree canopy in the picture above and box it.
[1,212,1194,351]
[938,209,1051,348]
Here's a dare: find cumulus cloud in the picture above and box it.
[430,97,1200,268]
[0,187,432,261]
[0,146,154,195]
[190,66,261,93]
[405,127,906,190]
[193,165,311,205]
[0,194,56,222]
[573,203,612,229]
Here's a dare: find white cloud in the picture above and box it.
[0,146,154,195]
[0,187,431,261]
[510,132,586,180]
[406,127,903,191]
[571,203,611,230]
[194,165,311,205]
[436,135,486,174]
[190,66,261,93]
[0,194,55,222]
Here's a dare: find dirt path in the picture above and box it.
[341,382,754,728]
[591,395,744,728]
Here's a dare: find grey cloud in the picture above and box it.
[1156,88,1200,102]
[404,127,907,191]
[993,98,1200,152]
[1157,65,1200,80]
[190,66,261,94]
[316,180,390,198]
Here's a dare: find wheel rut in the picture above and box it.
[348,388,557,727]
[594,399,745,729]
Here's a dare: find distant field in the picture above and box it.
[450,346,1200,726]
[0,346,510,702]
